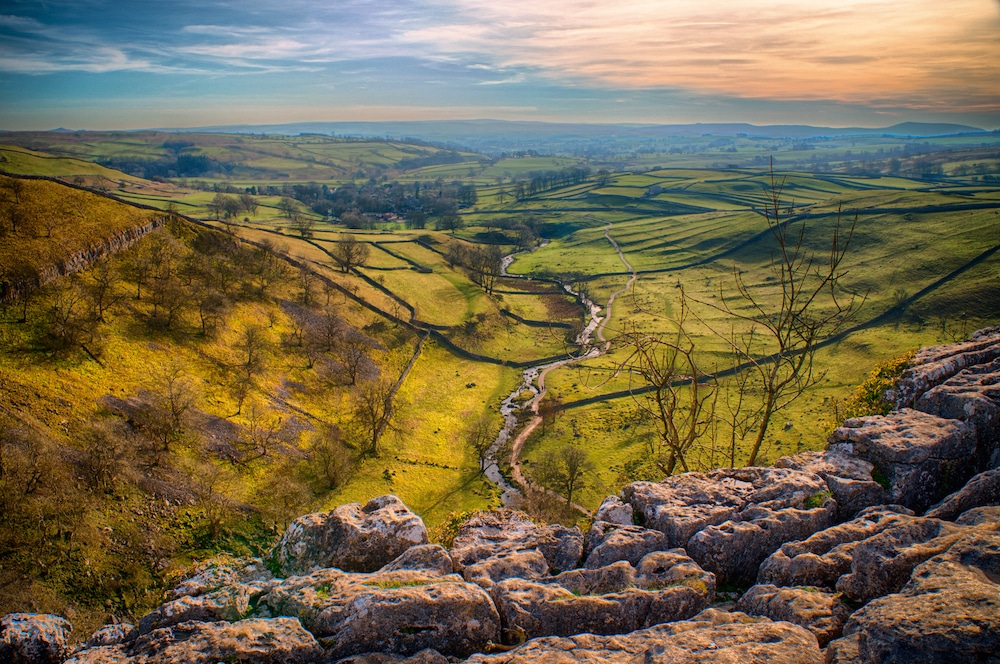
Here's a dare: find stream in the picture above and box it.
[484,230,636,509]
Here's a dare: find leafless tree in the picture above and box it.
[350,375,399,457]
[701,164,865,465]
[620,294,717,475]
[331,234,370,273]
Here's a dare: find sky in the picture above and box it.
[1,0,999,130]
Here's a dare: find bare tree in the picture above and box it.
[466,413,496,472]
[309,424,354,490]
[535,445,595,506]
[331,234,370,273]
[350,375,398,457]
[620,294,717,475]
[239,192,258,218]
[292,216,316,239]
[703,164,865,465]
[231,325,268,415]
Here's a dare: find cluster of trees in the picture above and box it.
[443,241,504,294]
[500,167,592,202]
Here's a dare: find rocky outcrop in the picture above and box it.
[449,509,583,575]
[735,584,851,647]
[889,327,1000,408]
[828,531,1000,663]
[466,609,824,663]
[1,614,72,664]
[915,358,1000,468]
[925,467,1000,520]
[491,551,714,640]
[757,507,914,589]
[622,467,835,586]
[259,566,500,659]
[66,618,321,664]
[774,450,886,519]
[828,409,976,512]
[271,495,429,575]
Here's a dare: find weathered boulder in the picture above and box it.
[584,521,669,568]
[463,549,549,589]
[466,608,823,663]
[271,495,429,575]
[890,326,1000,408]
[64,645,131,664]
[828,409,976,512]
[775,450,886,519]
[490,551,714,640]
[449,509,583,574]
[736,584,851,647]
[835,515,972,602]
[837,531,1000,663]
[624,468,830,542]
[956,505,1000,526]
[378,544,455,576]
[137,585,251,633]
[915,358,1000,468]
[165,555,274,600]
[0,613,72,664]
[85,624,137,649]
[259,561,500,659]
[687,500,836,587]
[593,495,633,525]
[925,467,1000,520]
[127,618,322,664]
[758,508,913,589]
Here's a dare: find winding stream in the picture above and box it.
[484,226,637,511]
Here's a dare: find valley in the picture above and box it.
[1,127,999,630]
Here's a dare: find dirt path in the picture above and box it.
[501,221,639,515]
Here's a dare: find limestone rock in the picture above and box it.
[956,505,1000,526]
[0,613,72,664]
[915,358,1000,468]
[271,495,429,575]
[841,531,1000,663]
[824,633,862,664]
[449,509,583,573]
[64,645,131,664]
[463,549,549,589]
[835,515,970,602]
[259,564,500,659]
[593,495,633,525]
[466,609,823,663]
[85,623,137,648]
[584,521,669,568]
[687,500,836,587]
[166,555,274,600]
[926,467,1000,521]
[890,326,1000,408]
[378,544,454,576]
[490,552,713,640]
[775,450,886,519]
[623,467,830,548]
[736,584,851,647]
[828,409,976,512]
[137,585,250,633]
[758,508,912,589]
[128,618,322,664]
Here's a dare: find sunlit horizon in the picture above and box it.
[1,0,998,131]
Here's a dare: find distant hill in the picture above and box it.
[154,119,987,143]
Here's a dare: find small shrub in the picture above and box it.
[834,351,914,422]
